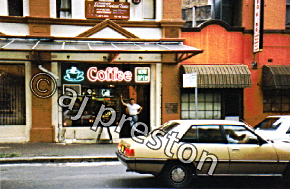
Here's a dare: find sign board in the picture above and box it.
[135,67,150,83]
[85,1,130,20]
[61,64,150,85]
[183,73,197,88]
[253,0,261,53]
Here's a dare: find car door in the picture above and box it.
[224,125,278,175]
[180,125,230,175]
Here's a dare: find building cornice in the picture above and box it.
[0,16,168,28]
[0,35,185,42]
[182,20,290,34]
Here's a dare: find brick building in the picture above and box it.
[0,0,289,143]
[180,0,290,126]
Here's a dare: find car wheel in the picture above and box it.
[282,165,290,183]
[161,162,193,188]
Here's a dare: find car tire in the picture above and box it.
[161,162,194,188]
[282,165,290,183]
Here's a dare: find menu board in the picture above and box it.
[85,1,130,20]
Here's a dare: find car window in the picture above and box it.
[286,126,290,134]
[224,125,259,144]
[255,117,282,130]
[150,122,180,136]
[181,125,225,143]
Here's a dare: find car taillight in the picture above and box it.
[125,148,135,157]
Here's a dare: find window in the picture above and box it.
[182,0,242,27]
[8,0,23,16]
[181,90,221,119]
[151,122,180,136]
[263,90,290,112]
[181,125,225,143]
[62,85,122,127]
[223,125,259,144]
[143,0,155,19]
[287,0,290,25]
[254,117,282,131]
[0,64,26,125]
[286,126,290,134]
[57,0,71,18]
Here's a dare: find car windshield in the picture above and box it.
[254,117,283,130]
[149,122,180,136]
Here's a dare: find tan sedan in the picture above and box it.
[116,120,290,187]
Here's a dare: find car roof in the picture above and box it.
[267,115,290,118]
[168,119,245,126]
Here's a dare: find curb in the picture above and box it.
[0,156,118,164]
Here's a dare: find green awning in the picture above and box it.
[262,65,290,90]
[182,65,252,88]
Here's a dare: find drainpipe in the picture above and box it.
[156,63,162,127]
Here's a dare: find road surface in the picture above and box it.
[0,162,287,189]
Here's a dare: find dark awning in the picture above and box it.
[0,38,203,63]
[182,65,252,88]
[262,65,290,90]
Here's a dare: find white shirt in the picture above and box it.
[126,103,141,115]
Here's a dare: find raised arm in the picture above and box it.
[120,94,127,106]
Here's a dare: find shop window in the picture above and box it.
[287,0,290,25]
[263,90,290,112]
[8,0,23,16]
[182,0,242,27]
[181,90,221,119]
[57,0,72,18]
[0,64,26,125]
[62,85,123,127]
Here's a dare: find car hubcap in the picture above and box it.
[170,167,186,183]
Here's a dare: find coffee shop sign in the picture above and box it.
[64,66,151,83]
[87,67,132,82]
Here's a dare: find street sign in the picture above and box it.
[183,72,198,119]
[183,73,197,88]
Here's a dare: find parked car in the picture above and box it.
[254,115,290,143]
[116,120,290,187]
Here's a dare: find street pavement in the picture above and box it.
[0,162,287,189]
[0,142,118,164]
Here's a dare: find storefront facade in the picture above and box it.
[0,0,201,143]
[180,65,252,121]
[60,63,151,142]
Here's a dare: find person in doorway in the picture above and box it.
[120,94,142,128]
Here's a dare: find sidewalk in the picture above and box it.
[0,142,118,164]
